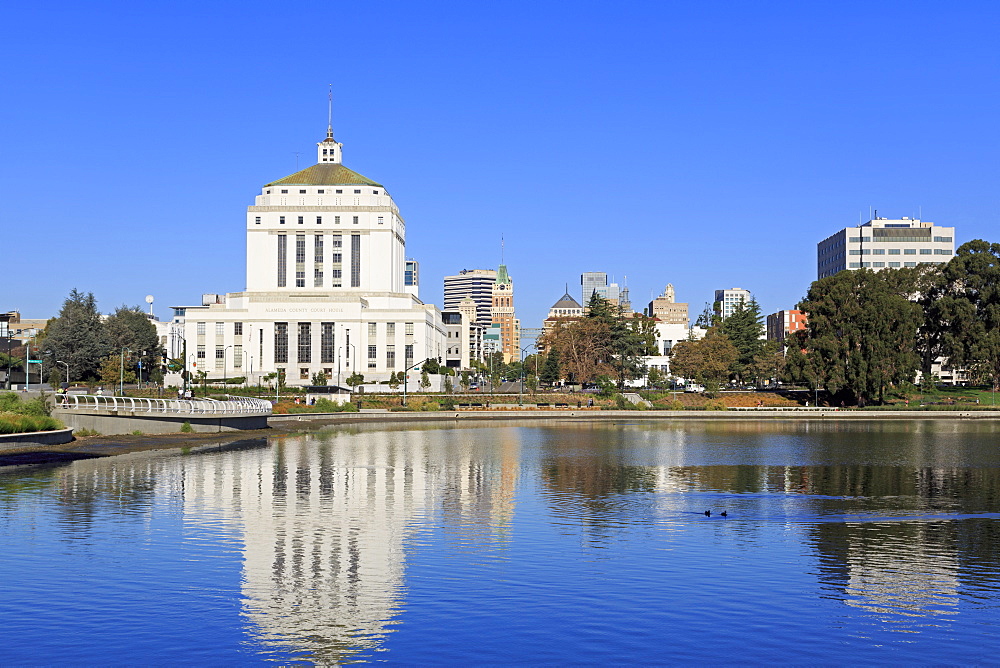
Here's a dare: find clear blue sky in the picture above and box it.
[3,1,998,330]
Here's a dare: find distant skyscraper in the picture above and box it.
[817,216,955,280]
[714,288,752,320]
[648,283,689,325]
[581,272,607,305]
[581,271,622,306]
[490,264,520,363]
[443,269,496,325]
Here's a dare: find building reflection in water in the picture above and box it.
[180,425,520,663]
[23,419,1000,654]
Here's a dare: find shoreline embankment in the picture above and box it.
[3,409,998,467]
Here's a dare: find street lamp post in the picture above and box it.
[223,345,233,390]
[402,358,431,407]
[519,344,532,406]
[56,360,69,389]
[119,347,131,396]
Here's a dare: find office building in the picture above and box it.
[817,217,955,279]
[442,297,483,370]
[766,310,807,344]
[647,284,689,326]
[714,288,752,321]
[443,269,496,325]
[581,271,621,306]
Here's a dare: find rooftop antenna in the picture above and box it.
[501,236,505,265]
[294,151,300,170]
[327,83,334,139]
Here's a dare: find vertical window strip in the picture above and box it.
[351,234,361,287]
[298,322,311,363]
[275,323,288,364]
[277,235,287,287]
[321,323,335,363]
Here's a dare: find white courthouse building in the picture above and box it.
[172,123,446,387]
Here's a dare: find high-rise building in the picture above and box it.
[581,271,623,307]
[817,217,955,280]
[766,310,807,344]
[714,288,752,321]
[442,297,483,370]
[491,264,520,362]
[404,260,419,288]
[443,269,496,325]
[581,271,607,305]
[647,284,689,325]
[173,113,445,387]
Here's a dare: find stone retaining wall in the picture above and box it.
[52,409,268,435]
[0,428,75,449]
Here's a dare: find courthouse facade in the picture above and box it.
[173,123,445,387]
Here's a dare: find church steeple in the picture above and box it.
[318,86,343,164]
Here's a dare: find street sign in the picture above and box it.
[28,360,43,364]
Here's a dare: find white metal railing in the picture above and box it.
[727,406,839,411]
[57,394,273,416]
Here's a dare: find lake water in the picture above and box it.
[3,419,1000,664]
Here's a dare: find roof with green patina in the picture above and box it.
[265,163,383,188]
[495,264,511,285]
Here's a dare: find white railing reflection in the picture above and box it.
[58,394,272,416]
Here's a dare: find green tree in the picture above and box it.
[0,352,23,372]
[799,267,922,405]
[647,366,664,388]
[41,289,110,381]
[419,369,431,390]
[931,240,1000,392]
[99,353,136,390]
[443,376,453,394]
[721,298,764,383]
[460,369,471,391]
[311,370,328,386]
[422,358,441,375]
[524,373,538,395]
[346,372,365,389]
[388,371,401,389]
[539,349,561,385]
[695,302,720,328]
[749,339,784,387]
[669,330,738,391]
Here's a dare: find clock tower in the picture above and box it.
[490,264,520,362]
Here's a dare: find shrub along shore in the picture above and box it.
[0,392,63,434]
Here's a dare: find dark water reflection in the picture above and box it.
[2,420,1000,663]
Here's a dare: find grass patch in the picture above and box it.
[73,428,101,437]
[0,413,63,434]
[180,421,193,433]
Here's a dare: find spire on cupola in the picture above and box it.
[318,85,343,164]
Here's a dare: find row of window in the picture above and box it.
[849,248,952,256]
[195,344,244,369]
[197,321,245,336]
[849,235,952,243]
[848,261,945,268]
[367,322,416,336]
[256,215,385,226]
[266,188,380,196]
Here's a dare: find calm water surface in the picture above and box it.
[3,419,1000,664]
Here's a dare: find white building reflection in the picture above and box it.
[176,426,520,662]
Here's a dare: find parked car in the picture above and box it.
[684,384,706,393]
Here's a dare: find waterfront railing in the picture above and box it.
[57,394,273,416]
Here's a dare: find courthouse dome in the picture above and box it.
[265,163,383,188]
